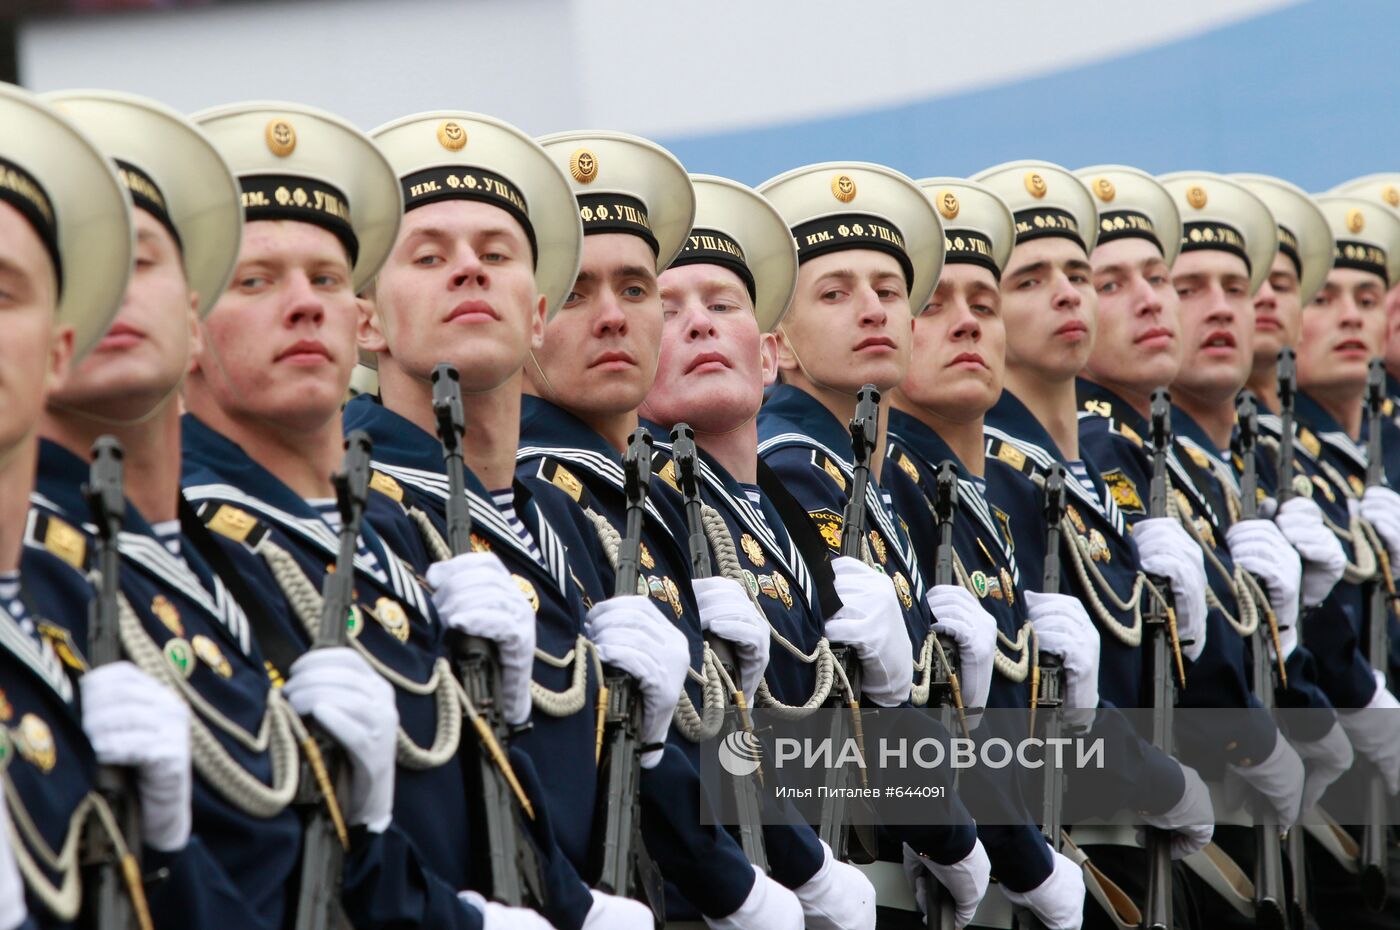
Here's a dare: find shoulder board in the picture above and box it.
[536,458,591,508]
[895,449,921,484]
[28,511,88,570]
[654,456,681,494]
[987,437,1035,477]
[37,620,88,673]
[1117,422,1143,447]
[814,452,847,492]
[368,470,403,503]
[1299,428,1322,459]
[199,502,269,548]
[1384,397,1395,416]
[1183,444,1211,470]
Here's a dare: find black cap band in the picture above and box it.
[669,228,756,300]
[0,156,61,294]
[239,174,358,266]
[943,229,1001,281]
[1012,207,1085,250]
[1276,225,1302,278]
[400,165,537,266]
[791,213,914,287]
[1333,240,1389,286]
[1179,221,1251,276]
[576,192,658,256]
[115,159,183,256]
[1095,210,1162,254]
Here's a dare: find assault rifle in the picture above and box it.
[431,363,543,908]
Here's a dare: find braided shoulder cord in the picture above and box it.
[115,593,299,817]
[253,537,461,769]
[578,506,724,742]
[1164,491,1259,637]
[406,505,594,718]
[3,779,125,921]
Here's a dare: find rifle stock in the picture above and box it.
[670,424,768,873]
[430,363,543,908]
[293,432,372,930]
[81,436,154,930]
[1143,390,1177,930]
[594,429,664,921]
[1361,359,1391,912]
[1237,391,1288,930]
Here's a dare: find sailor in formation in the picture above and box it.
[7,74,1400,930]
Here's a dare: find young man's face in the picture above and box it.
[0,201,70,457]
[49,209,198,420]
[1083,237,1181,395]
[640,262,774,434]
[898,263,1003,422]
[1297,267,1387,395]
[1170,250,1255,404]
[775,248,912,394]
[999,236,1096,383]
[362,199,545,393]
[1252,252,1304,369]
[525,233,662,418]
[188,220,358,434]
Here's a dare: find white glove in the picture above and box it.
[458,890,553,929]
[1025,591,1101,714]
[1226,518,1302,660]
[704,865,804,930]
[428,552,538,726]
[924,584,997,714]
[1132,517,1208,662]
[283,648,399,832]
[582,888,654,929]
[80,661,191,851]
[694,576,771,703]
[792,839,876,930]
[1273,497,1347,607]
[1226,730,1306,828]
[1338,671,1400,794]
[826,556,914,707]
[1002,849,1086,930]
[901,839,991,928]
[1360,485,1400,557]
[585,596,690,768]
[0,799,28,930]
[1292,721,1355,813]
[1140,762,1215,859]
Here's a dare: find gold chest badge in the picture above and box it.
[0,688,11,722]
[773,574,793,609]
[664,578,683,617]
[893,572,913,610]
[741,533,765,567]
[758,574,778,600]
[639,543,656,571]
[513,575,541,613]
[969,570,991,598]
[470,533,492,553]
[1066,505,1086,534]
[1000,567,1016,606]
[14,713,55,774]
[868,531,888,564]
[192,634,233,678]
[371,597,411,643]
[151,594,184,637]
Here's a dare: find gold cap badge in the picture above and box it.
[832,174,857,203]
[1186,186,1207,210]
[937,191,960,220]
[437,121,467,151]
[264,118,296,158]
[1347,208,1366,233]
[1092,178,1115,202]
[569,149,598,184]
[1024,172,1048,199]
[1384,185,1400,208]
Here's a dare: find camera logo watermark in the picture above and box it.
[718,729,765,777]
